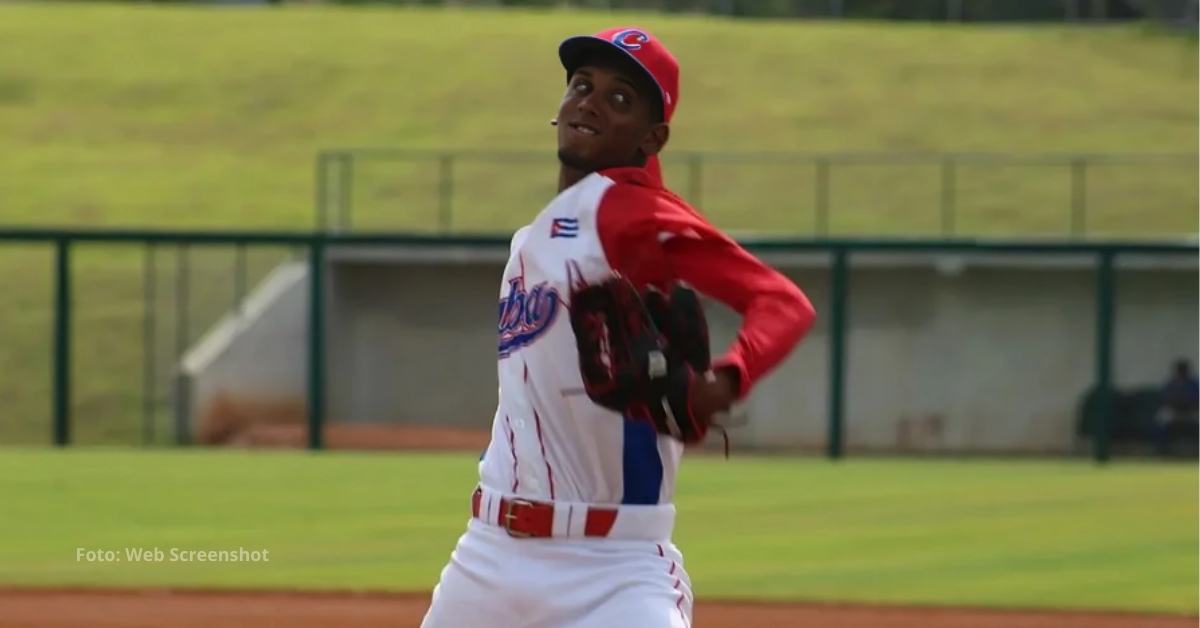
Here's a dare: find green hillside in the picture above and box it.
[0,4,1196,443]
[0,3,1195,235]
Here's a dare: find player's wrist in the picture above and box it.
[689,367,737,424]
[712,366,740,402]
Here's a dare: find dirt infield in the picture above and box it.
[1,588,1193,628]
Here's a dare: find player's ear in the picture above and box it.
[640,123,670,159]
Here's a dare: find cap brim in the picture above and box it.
[559,36,632,76]
[558,36,666,114]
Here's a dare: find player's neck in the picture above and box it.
[558,158,647,192]
[558,166,588,193]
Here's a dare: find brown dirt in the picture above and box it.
[0,588,1192,628]
[227,423,491,451]
[195,394,491,451]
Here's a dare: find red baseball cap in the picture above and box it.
[558,27,680,124]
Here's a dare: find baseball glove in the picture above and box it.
[569,275,711,443]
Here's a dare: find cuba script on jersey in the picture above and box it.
[497,277,561,359]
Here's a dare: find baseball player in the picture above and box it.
[421,27,815,628]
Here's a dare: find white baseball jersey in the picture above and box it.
[479,166,815,507]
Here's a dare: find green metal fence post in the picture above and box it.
[941,158,957,236]
[1093,250,1116,463]
[947,0,964,20]
[828,247,848,459]
[438,154,455,234]
[1071,158,1088,237]
[173,245,191,445]
[338,154,354,232]
[815,159,831,237]
[53,238,71,447]
[233,243,247,315]
[315,152,329,231]
[307,237,326,451]
[142,244,157,446]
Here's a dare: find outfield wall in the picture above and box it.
[183,246,1198,454]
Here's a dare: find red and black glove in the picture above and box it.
[569,275,711,443]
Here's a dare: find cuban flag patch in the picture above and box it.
[551,217,579,239]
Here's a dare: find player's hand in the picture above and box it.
[687,367,738,427]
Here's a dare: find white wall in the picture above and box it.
[182,247,1198,453]
[180,262,309,442]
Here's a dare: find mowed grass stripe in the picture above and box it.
[0,3,1195,234]
[0,449,1193,613]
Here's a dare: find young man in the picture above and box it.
[1153,359,1199,456]
[421,27,815,628]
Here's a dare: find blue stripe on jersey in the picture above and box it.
[621,417,663,505]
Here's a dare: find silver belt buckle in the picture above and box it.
[502,498,536,538]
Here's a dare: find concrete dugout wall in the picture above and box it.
[183,245,1198,454]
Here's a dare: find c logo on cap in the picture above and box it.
[611,29,649,52]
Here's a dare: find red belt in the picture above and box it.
[471,488,618,538]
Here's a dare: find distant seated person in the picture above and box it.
[1153,359,1199,456]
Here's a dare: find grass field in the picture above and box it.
[0,3,1196,235]
[0,449,1195,614]
[0,4,1195,443]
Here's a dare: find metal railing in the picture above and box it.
[371,0,1200,24]
[1,227,1194,461]
[314,150,1198,238]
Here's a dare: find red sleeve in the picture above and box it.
[597,184,816,399]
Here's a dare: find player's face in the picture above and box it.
[556,64,667,173]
